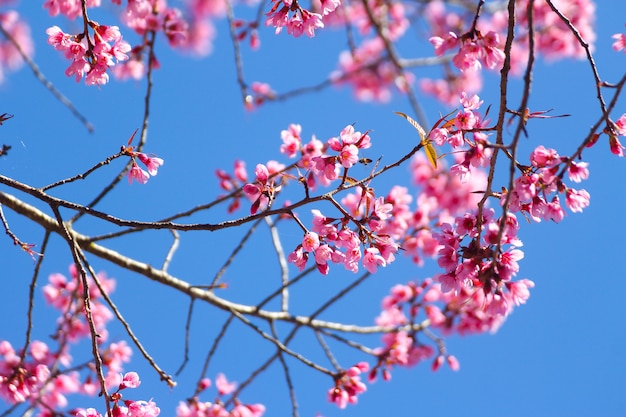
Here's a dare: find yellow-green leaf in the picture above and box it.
[395,111,437,169]
[424,142,438,169]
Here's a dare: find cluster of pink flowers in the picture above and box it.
[237,123,376,214]
[265,0,336,38]
[273,124,407,274]
[0,265,136,414]
[420,0,596,104]
[0,340,53,404]
[331,0,412,103]
[76,372,161,417]
[503,145,591,223]
[42,0,219,82]
[121,136,164,185]
[426,92,491,183]
[311,124,372,180]
[1,263,269,416]
[432,207,527,294]
[127,152,164,185]
[327,362,368,409]
[176,373,265,417]
[277,124,372,189]
[430,29,505,73]
[44,263,115,341]
[288,202,398,275]
[370,271,533,380]
[46,24,131,85]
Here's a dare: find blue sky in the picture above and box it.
[1,1,625,416]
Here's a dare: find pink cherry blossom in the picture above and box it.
[128,161,149,184]
[302,231,321,252]
[137,153,164,176]
[565,188,590,213]
[362,247,386,273]
[613,32,626,52]
[119,371,141,389]
[288,246,309,270]
[567,161,589,183]
[280,124,302,157]
[215,373,237,395]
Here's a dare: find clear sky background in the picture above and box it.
[1,1,625,417]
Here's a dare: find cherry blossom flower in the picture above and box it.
[128,161,149,184]
[362,247,386,273]
[137,153,164,176]
[215,373,237,395]
[243,163,282,214]
[119,372,141,389]
[613,32,626,52]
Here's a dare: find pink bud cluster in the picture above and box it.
[327,362,368,409]
[176,373,265,417]
[504,145,591,223]
[46,23,131,85]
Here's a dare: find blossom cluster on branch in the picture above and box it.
[0,0,624,416]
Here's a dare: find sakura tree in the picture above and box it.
[0,0,624,416]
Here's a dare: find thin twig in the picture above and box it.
[162,229,179,272]
[264,216,290,312]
